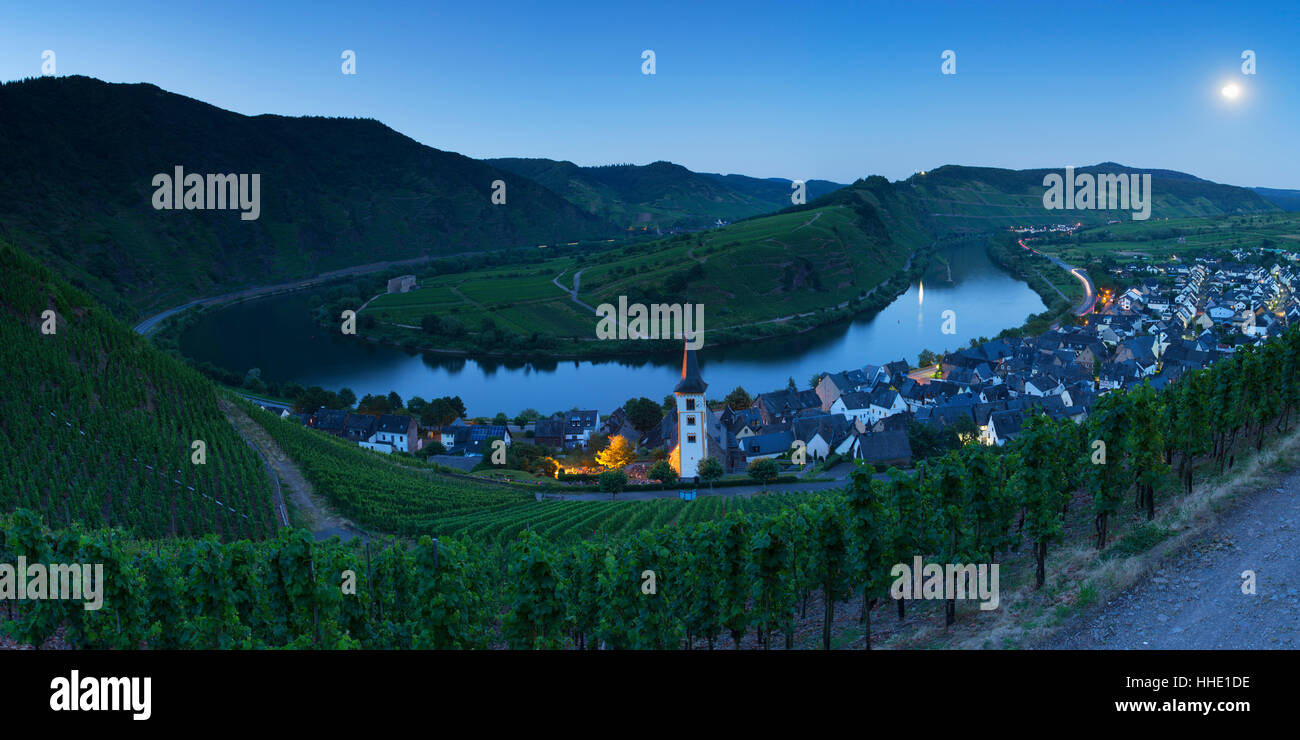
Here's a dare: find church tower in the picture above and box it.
[674,340,708,480]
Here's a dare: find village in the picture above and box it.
[268,245,1300,491]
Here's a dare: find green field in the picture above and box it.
[1029,213,1300,264]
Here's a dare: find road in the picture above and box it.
[1017,238,1097,316]
[132,253,458,335]
[1042,469,1300,649]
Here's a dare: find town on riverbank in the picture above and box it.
[249,240,1300,498]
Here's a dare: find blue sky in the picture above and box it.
[3,0,1296,187]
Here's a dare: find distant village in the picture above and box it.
[267,247,1300,484]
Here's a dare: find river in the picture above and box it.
[178,243,1046,416]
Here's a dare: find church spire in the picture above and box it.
[675,340,708,394]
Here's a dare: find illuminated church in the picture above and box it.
[670,340,730,480]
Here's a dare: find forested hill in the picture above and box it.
[0,76,616,319]
[485,157,845,230]
[892,163,1279,234]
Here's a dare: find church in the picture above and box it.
[670,340,731,480]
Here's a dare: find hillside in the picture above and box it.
[1252,186,1300,211]
[901,163,1279,234]
[0,238,278,539]
[0,76,616,319]
[349,172,933,356]
[485,157,844,230]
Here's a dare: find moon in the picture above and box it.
[1221,83,1240,100]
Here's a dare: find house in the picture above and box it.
[563,410,600,449]
[386,275,417,293]
[342,413,378,443]
[793,414,855,461]
[755,388,821,425]
[740,430,794,461]
[854,430,913,468]
[829,390,872,425]
[988,410,1025,446]
[308,408,348,435]
[374,414,419,453]
[599,408,640,443]
[534,417,564,449]
[442,424,512,455]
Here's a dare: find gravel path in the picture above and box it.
[1043,475,1300,649]
[219,399,370,543]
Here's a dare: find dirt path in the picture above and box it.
[1041,471,1300,649]
[218,398,370,543]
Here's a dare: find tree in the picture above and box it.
[337,387,357,407]
[747,458,780,490]
[597,470,628,499]
[357,394,392,415]
[918,349,937,368]
[387,392,403,412]
[697,457,725,489]
[661,395,676,413]
[724,386,752,410]
[647,460,676,486]
[624,397,664,433]
[594,435,634,471]
[808,373,823,390]
[492,412,510,427]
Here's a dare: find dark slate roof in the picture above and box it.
[310,408,348,431]
[837,390,872,410]
[565,410,599,434]
[793,414,852,447]
[990,410,1025,440]
[675,344,708,394]
[344,413,378,437]
[534,418,564,439]
[871,411,915,433]
[377,414,413,434]
[856,430,912,465]
[742,431,794,456]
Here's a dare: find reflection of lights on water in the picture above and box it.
[918,280,924,305]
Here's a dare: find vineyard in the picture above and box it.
[240,400,810,545]
[6,318,1300,649]
[0,241,277,540]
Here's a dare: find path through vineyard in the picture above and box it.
[1042,468,1300,649]
[218,399,370,542]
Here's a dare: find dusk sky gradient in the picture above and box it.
[3,0,1296,187]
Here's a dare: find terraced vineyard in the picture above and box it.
[242,402,823,545]
[0,240,278,540]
